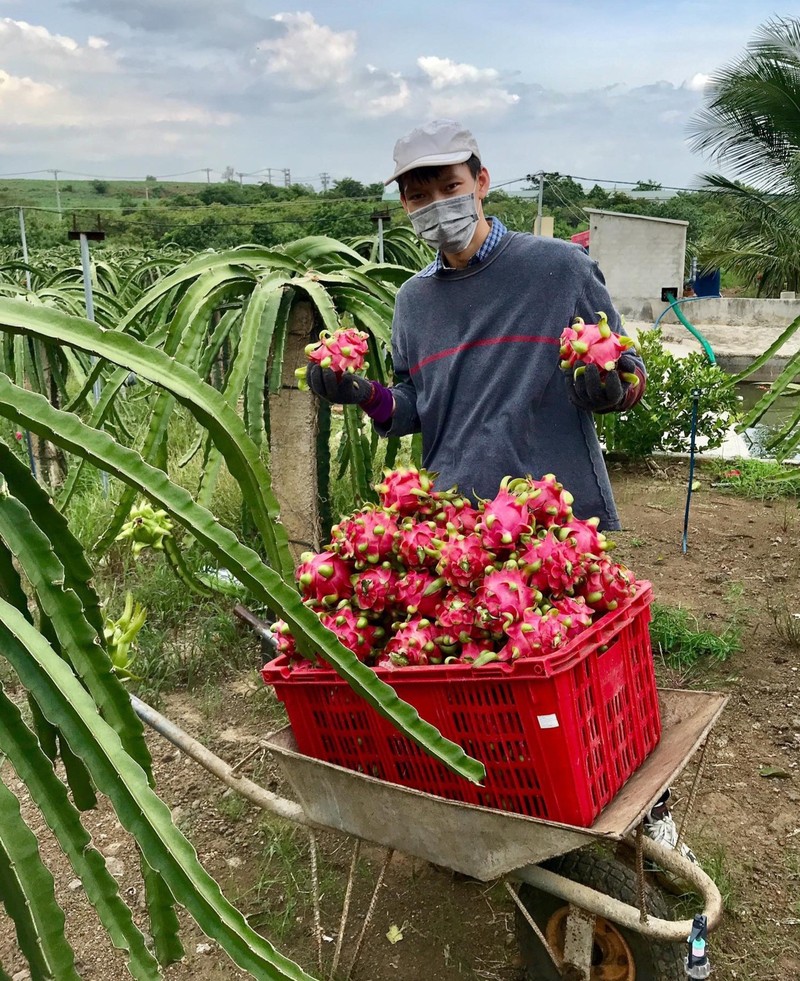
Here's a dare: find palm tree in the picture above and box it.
[688,16,800,294]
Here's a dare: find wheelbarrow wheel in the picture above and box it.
[515,849,686,980]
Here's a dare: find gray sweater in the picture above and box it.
[376,231,642,530]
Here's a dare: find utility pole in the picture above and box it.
[237,171,246,185]
[18,209,32,291]
[370,209,391,263]
[69,217,108,495]
[320,172,330,193]
[203,167,212,183]
[265,168,273,185]
[50,169,62,217]
[526,172,546,233]
[283,168,291,187]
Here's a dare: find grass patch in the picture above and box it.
[704,458,800,500]
[650,603,741,671]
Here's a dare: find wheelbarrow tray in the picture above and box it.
[264,688,726,881]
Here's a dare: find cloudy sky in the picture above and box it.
[0,1,791,191]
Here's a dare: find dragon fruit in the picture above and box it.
[394,518,439,569]
[497,609,569,662]
[331,507,400,567]
[476,480,533,550]
[455,638,497,664]
[421,492,479,534]
[306,327,370,375]
[547,596,594,640]
[436,589,481,645]
[376,465,436,515]
[518,530,585,597]
[394,569,447,619]
[435,533,494,589]
[320,605,382,661]
[475,568,538,628]
[296,550,354,607]
[508,473,574,528]
[272,619,298,661]
[558,517,612,562]
[351,564,399,615]
[578,558,637,612]
[381,617,440,667]
[559,312,638,380]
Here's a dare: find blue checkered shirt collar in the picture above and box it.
[417,217,508,278]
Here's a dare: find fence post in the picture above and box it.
[268,300,321,562]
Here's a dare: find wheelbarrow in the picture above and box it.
[131,686,726,981]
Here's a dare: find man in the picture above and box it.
[306,118,645,530]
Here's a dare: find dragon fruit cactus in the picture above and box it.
[296,327,371,389]
[351,564,399,615]
[578,558,637,612]
[394,569,447,619]
[330,507,400,567]
[435,532,494,589]
[559,312,638,383]
[394,518,439,569]
[497,608,569,662]
[475,568,538,628]
[476,478,533,550]
[380,617,440,667]
[518,530,585,597]
[320,605,383,661]
[296,550,354,607]
[376,465,436,515]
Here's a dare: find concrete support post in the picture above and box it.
[268,300,321,562]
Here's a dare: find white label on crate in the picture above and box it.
[537,714,559,730]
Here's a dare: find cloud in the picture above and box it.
[686,72,712,91]
[0,16,114,70]
[256,12,356,90]
[0,69,58,124]
[416,55,520,117]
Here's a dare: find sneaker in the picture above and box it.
[644,789,698,865]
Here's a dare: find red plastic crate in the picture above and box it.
[262,582,661,827]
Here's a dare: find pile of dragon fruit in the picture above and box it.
[272,468,638,672]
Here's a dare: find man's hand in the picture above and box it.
[567,354,638,414]
[306,363,373,405]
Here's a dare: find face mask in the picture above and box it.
[408,188,479,253]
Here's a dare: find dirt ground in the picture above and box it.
[2,460,799,981]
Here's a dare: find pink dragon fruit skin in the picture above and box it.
[559,312,637,375]
[305,327,370,376]
[457,638,497,664]
[383,617,440,666]
[376,465,436,515]
[476,484,532,550]
[548,596,594,639]
[331,507,400,568]
[436,588,481,644]
[394,519,440,569]
[272,619,298,661]
[499,608,568,661]
[558,517,611,561]
[578,558,637,612]
[475,568,538,627]
[435,532,494,589]
[351,564,399,614]
[508,473,574,528]
[296,550,355,606]
[518,530,585,597]
[320,605,382,661]
[394,569,447,619]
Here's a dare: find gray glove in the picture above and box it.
[567,354,638,414]
[306,363,373,405]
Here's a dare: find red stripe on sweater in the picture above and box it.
[410,335,560,375]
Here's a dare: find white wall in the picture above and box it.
[586,209,688,313]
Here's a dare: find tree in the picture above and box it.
[632,180,662,191]
[688,16,800,293]
[221,165,236,183]
[91,179,109,195]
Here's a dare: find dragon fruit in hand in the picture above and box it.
[559,311,638,385]
[296,326,370,388]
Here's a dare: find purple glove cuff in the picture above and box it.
[361,381,395,425]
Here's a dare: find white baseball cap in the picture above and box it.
[384,119,481,186]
